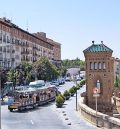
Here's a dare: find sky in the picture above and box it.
[0,0,120,60]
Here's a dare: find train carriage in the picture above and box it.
[8,80,59,112]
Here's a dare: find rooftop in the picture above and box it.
[83,41,113,53]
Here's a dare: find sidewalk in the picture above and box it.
[51,86,99,129]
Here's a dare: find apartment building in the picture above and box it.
[0,17,61,69]
[47,38,61,67]
[33,32,61,67]
[114,58,120,79]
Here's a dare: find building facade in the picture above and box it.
[0,17,61,69]
[47,38,61,67]
[114,58,120,80]
[83,41,114,113]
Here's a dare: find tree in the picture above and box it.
[1,69,8,89]
[33,57,59,81]
[62,58,85,70]
[7,62,33,86]
[115,76,120,89]
[57,67,67,77]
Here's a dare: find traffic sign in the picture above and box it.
[93,87,100,94]
[93,93,100,97]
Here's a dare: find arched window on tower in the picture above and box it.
[90,62,93,70]
[94,62,97,70]
[103,62,106,69]
[98,62,102,70]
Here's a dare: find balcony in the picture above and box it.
[3,38,6,42]
[12,50,15,53]
[3,49,6,52]
[7,39,10,43]
[0,37,2,41]
[12,39,15,44]
[11,58,15,61]
[21,51,29,54]
[0,57,3,61]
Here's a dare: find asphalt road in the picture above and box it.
[1,81,98,129]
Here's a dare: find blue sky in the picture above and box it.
[0,0,120,60]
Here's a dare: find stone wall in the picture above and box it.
[78,98,120,129]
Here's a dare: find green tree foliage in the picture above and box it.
[7,62,33,85]
[62,57,85,70]
[7,69,16,85]
[1,69,8,88]
[33,57,59,81]
[57,67,67,77]
[115,76,120,89]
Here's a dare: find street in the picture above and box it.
[1,81,98,129]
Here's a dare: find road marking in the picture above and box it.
[30,120,34,125]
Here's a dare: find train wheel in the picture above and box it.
[33,104,37,109]
[18,107,22,112]
[9,109,13,112]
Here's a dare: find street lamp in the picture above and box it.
[76,79,77,111]
[74,75,77,111]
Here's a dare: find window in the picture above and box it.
[94,62,97,70]
[103,62,106,69]
[3,34,6,42]
[0,47,2,52]
[7,36,10,43]
[90,62,93,70]
[0,33,2,41]
[98,62,102,69]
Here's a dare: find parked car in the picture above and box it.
[50,80,59,86]
[65,77,71,81]
[58,78,65,85]
[76,77,81,81]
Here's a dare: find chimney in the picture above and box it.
[101,41,103,44]
[92,41,95,44]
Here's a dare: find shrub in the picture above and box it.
[55,95,64,105]
[72,86,77,92]
[80,79,85,86]
[59,94,65,103]
[69,87,74,93]
[76,83,80,89]
[63,90,70,97]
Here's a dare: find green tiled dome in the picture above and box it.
[83,43,113,53]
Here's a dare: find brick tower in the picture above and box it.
[83,41,114,113]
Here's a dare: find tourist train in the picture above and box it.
[8,80,59,112]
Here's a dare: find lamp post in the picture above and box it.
[74,75,77,111]
[76,79,77,111]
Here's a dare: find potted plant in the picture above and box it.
[76,83,80,90]
[63,90,70,100]
[55,95,64,108]
[59,94,65,103]
[72,86,77,92]
[69,87,75,96]
[80,79,85,86]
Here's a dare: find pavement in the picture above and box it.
[51,84,99,129]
